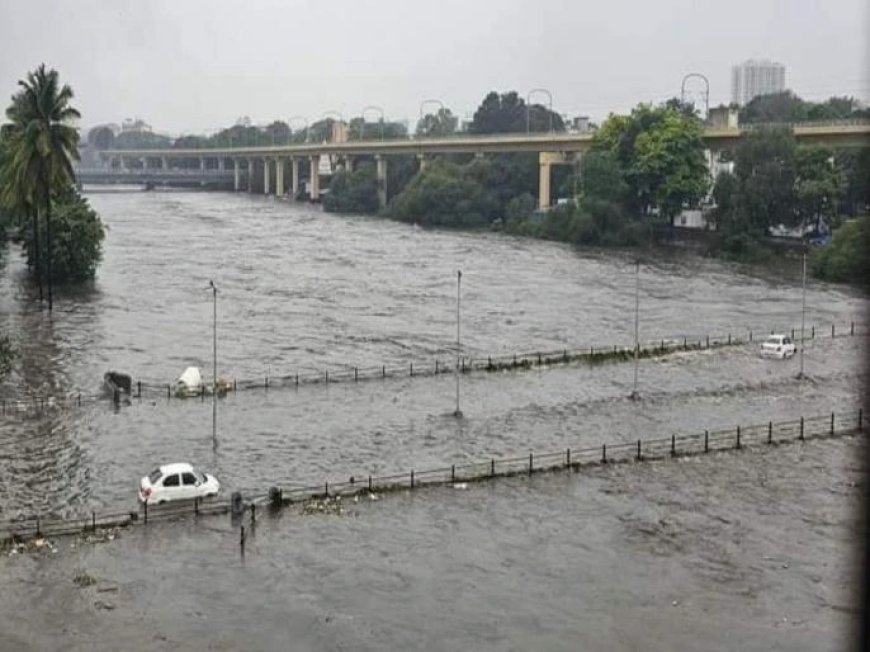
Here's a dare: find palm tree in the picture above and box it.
[3,64,80,311]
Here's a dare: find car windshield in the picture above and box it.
[148,468,163,484]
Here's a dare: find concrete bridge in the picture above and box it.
[87,120,870,209]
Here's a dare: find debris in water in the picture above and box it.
[73,571,97,588]
[94,600,116,611]
[453,483,468,490]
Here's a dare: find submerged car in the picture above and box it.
[138,462,220,504]
[760,334,796,359]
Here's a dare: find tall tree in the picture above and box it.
[416,108,458,137]
[3,65,81,310]
[469,91,563,134]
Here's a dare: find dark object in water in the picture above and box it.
[104,371,132,402]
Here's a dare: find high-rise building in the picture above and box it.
[730,59,786,106]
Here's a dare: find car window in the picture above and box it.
[163,474,180,487]
[784,337,791,344]
[182,472,197,485]
[148,468,163,484]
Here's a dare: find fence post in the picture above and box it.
[368,475,372,491]
[851,322,854,336]
[435,360,439,374]
[382,365,386,378]
[736,425,741,450]
[324,482,328,497]
[831,411,835,435]
[451,465,455,482]
[410,363,413,376]
[537,352,542,365]
[240,525,246,554]
[768,421,773,444]
[529,452,534,475]
[567,448,571,467]
[671,434,676,457]
[811,325,815,339]
[791,328,795,340]
[354,368,358,382]
[167,384,171,399]
[728,333,731,345]
[601,444,607,464]
[325,371,328,384]
[491,459,495,477]
[832,324,835,338]
[704,430,709,453]
[137,380,142,398]
[636,440,642,461]
[36,516,40,537]
[144,501,148,524]
[194,497,199,515]
[251,503,256,523]
[410,470,414,489]
[77,394,81,407]
[462,358,466,372]
[684,336,687,347]
[706,335,709,348]
[800,416,804,441]
[860,408,864,432]
[92,511,96,532]
[749,331,752,342]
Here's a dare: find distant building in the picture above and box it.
[731,59,786,106]
[571,116,591,132]
[706,106,739,129]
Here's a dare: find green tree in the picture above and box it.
[470,91,564,134]
[322,164,379,213]
[794,146,843,230]
[580,150,628,204]
[732,128,797,231]
[1,64,81,310]
[739,91,808,124]
[416,108,458,137]
[810,216,870,284]
[348,118,408,141]
[264,120,291,146]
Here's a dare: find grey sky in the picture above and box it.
[1,0,867,134]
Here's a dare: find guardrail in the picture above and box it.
[0,408,864,546]
[0,320,865,416]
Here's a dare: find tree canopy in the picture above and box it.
[416,108,458,137]
[469,91,564,134]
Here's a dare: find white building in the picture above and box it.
[730,59,786,106]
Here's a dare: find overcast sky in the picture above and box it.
[0,0,867,134]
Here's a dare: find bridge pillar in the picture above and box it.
[247,159,255,193]
[233,159,241,191]
[344,156,354,172]
[291,158,300,198]
[538,151,571,210]
[417,154,427,172]
[200,157,207,171]
[275,158,285,196]
[309,155,320,201]
[376,154,388,208]
[162,157,170,171]
[263,159,271,195]
[218,158,225,172]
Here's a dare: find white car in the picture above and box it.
[138,462,220,505]
[760,334,796,359]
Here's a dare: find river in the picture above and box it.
[0,189,866,517]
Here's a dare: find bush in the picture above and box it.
[811,216,870,285]
[323,165,379,214]
[21,186,106,282]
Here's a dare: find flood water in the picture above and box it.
[0,189,866,517]
[0,190,867,650]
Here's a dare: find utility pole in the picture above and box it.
[799,252,806,379]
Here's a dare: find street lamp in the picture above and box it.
[629,260,641,401]
[680,73,710,117]
[208,280,218,447]
[418,99,445,136]
[526,88,554,133]
[361,105,385,140]
[454,270,463,418]
[798,251,807,379]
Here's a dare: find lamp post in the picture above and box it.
[680,73,710,117]
[361,105,385,140]
[418,99,445,136]
[454,270,463,418]
[208,280,218,447]
[526,88,554,133]
[630,260,641,401]
[798,252,807,379]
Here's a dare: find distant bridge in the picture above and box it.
[85,120,870,209]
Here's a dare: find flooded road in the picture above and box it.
[0,190,866,516]
[0,433,862,651]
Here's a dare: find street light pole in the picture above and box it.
[454,270,463,418]
[799,252,806,379]
[209,280,218,446]
[630,260,640,400]
[526,88,554,133]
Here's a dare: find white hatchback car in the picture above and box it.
[760,334,796,359]
[138,462,220,505]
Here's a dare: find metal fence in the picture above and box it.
[2,320,865,416]
[0,408,864,545]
